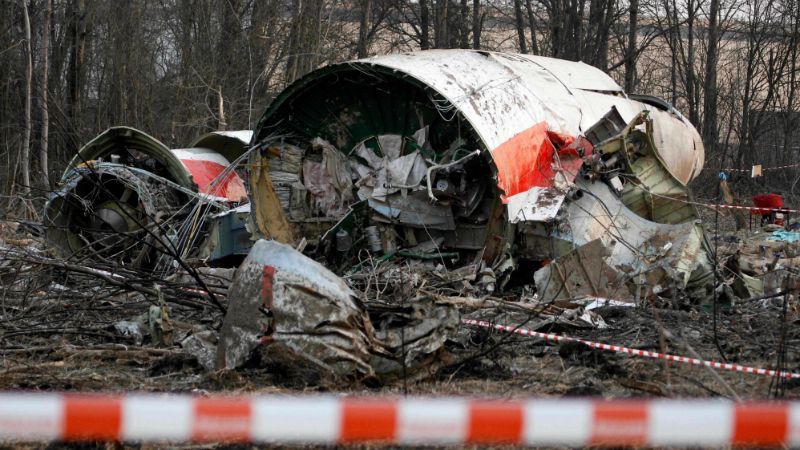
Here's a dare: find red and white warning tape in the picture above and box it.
[626,182,798,214]
[1,392,799,446]
[698,202,800,214]
[724,163,800,172]
[463,319,800,379]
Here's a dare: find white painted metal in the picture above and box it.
[357,50,704,185]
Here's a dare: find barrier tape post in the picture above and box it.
[0,393,799,446]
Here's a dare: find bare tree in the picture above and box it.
[357,0,373,57]
[421,0,431,49]
[40,0,52,189]
[624,0,639,91]
[524,0,540,54]
[702,0,720,152]
[472,0,481,48]
[66,0,87,136]
[459,0,469,48]
[514,0,528,53]
[20,0,32,199]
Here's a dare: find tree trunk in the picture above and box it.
[686,0,699,125]
[514,0,528,53]
[21,0,32,197]
[217,87,226,130]
[357,0,372,57]
[67,0,86,129]
[702,0,720,152]
[459,0,469,48]
[551,0,563,57]
[471,0,480,49]
[598,0,614,69]
[524,0,539,54]
[624,0,638,91]
[670,29,677,104]
[285,0,322,83]
[440,0,449,48]
[420,0,430,49]
[40,0,52,189]
[782,2,799,156]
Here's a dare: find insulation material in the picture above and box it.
[267,143,304,174]
[303,160,341,217]
[378,134,403,159]
[268,171,300,211]
[321,144,354,204]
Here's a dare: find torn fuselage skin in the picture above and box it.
[250,50,712,302]
[44,127,252,268]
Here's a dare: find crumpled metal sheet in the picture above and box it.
[216,239,379,378]
[215,239,461,382]
[357,51,703,182]
[562,179,713,297]
[255,50,704,229]
[534,238,633,303]
[62,126,194,187]
[171,148,248,202]
[368,296,460,382]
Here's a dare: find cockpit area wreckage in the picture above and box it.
[43,50,713,380]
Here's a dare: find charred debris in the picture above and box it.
[22,50,755,384]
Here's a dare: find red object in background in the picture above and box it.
[752,193,783,215]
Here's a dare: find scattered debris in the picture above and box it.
[4,50,796,402]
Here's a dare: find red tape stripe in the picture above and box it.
[468,401,524,443]
[64,395,121,441]
[0,394,798,445]
[341,399,397,442]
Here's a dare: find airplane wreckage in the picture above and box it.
[43,50,713,379]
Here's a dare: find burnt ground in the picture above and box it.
[1,212,799,448]
[2,297,796,400]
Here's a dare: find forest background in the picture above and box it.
[1,0,798,213]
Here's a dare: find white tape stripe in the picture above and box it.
[463,319,800,379]
[251,396,340,442]
[123,395,192,441]
[524,399,592,445]
[398,399,467,443]
[790,403,800,446]
[648,401,732,445]
[0,394,62,440]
